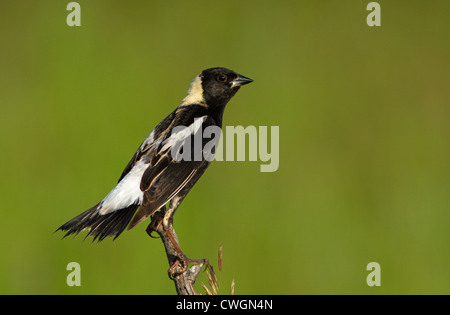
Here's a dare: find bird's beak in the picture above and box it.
[231,74,254,88]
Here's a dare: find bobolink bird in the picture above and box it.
[57,67,253,243]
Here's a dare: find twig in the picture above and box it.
[147,211,205,295]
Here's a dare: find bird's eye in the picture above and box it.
[218,74,227,82]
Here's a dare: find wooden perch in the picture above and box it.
[146,210,207,295]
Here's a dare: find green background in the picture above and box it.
[1,1,449,294]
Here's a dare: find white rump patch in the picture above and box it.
[98,159,148,215]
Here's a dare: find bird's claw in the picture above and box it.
[167,255,210,280]
[145,212,165,238]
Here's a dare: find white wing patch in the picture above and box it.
[98,159,148,215]
[160,116,207,152]
[140,129,155,150]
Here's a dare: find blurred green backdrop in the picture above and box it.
[1,0,449,294]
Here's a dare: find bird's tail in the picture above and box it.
[56,203,139,242]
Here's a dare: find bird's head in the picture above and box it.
[181,67,253,109]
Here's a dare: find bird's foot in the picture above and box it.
[168,255,212,280]
[146,211,165,238]
[145,207,213,280]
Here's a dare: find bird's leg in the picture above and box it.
[146,202,211,279]
[145,205,166,238]
[163,228,211,278]
[161,201,211,279]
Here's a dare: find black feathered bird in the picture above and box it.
[57,67,253,242]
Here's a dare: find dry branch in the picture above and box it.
[147,211,206,295]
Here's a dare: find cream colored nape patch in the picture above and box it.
[181,75,206,106]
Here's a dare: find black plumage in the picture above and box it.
[56,67,253,241]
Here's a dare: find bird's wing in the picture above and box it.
[127,156,207,229]
[127,114,213,229]
[117,110,177,183]
[97,110,178,215]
